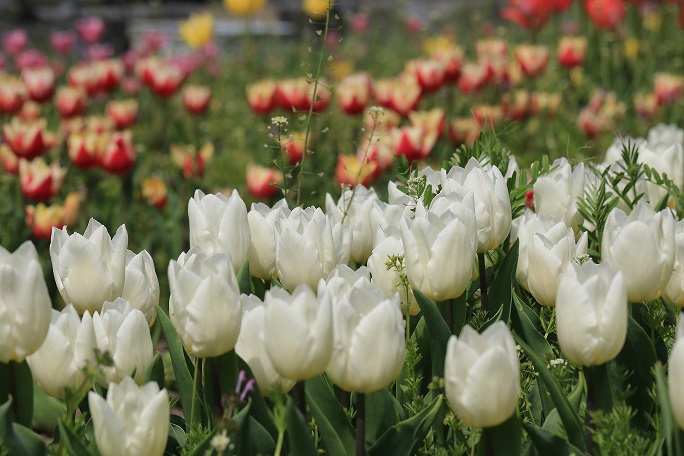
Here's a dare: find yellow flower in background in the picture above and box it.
[423,35,455,55]
[327,59,353,81]
[224,0,267,16]
[303,0,332,19]
[179,12,214,48]
[624,37,640,61]
[644,10,661,32]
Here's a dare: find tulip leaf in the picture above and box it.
[285,396,318,456]
[511,293,553,358]
[144,353,165,388]
[479,414,522,456]
[413,290,452,377]
[245,416,276,455]
[0,361,33,428]
[237,261,252,295]
[32,386,66,433]
[167,422,188,450]
[451,292,467,336]
[156,305,205,429]
[58,420,94,456]
[12,423,47,456]
[0,396,48,456]
[367,394,443,456]
[515,336,586,452]
[484,240,519,327]
[234,359,278,439]
[365,388,402,444]
[204,351,239,426]
[523,421,582,456]
[654,362,684,456]
[615,316,657,429]
[305,375,355,456]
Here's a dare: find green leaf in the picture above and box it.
[413,290,452,376]
[156,305,204,428]
[167,422,188,450]
[204,351,239,426]
[483,241,519,328]
[511,293,553,358]
[305,376,355,456]
[654,363,684,456]
[12,423,47,456]
[365,388,401,444]
[367,394,443,456]
[144,353,165,388]
[237,261,252,295]
[515,336,585,451]
[451,292,467,336]
[479,414,522,456]
[285,396,317,456]
[523,422,576,456]
[58,421,93,456]
[12,362,32,428]
[0,396,46,456]
[244,416,276,455]
[32,386,65,433]
[615,316,657,428]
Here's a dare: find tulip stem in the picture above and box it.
[356,392,366,456]
[584,365,597,455]
[190,357,203,428]
[297,381,307,421]
[478,252,489,314]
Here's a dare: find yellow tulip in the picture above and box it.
[179,12,214,48]
[303,0,332,19]
[224,0,266,16]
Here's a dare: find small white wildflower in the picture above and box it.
[271,116,288,127]
[210,430,231,452]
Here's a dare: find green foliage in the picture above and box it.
[589,405,652,455]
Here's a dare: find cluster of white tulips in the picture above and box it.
[2,123,684,454]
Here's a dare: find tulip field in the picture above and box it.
[2,0,684,454]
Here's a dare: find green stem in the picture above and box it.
[356,392,366,456]
[296,0,333,207]
[584,365,597,455]
[190,357,203,428]
[478,252,489,314]
[274,428,285,456]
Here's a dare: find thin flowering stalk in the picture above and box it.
[296,0,333,207]
[341,107,383,224]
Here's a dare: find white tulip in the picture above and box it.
[669,314,684,430]
[234,295,296,394]
[188,189,250,272]
[247,199,290,280]
[513,211,568,291]
[602,200,675,302]
[27,305,96,398]
[664,220,684,307]
[168,248,242,358]
[442,158,512,252]
[647,124,683,150]
[92,298,154,386]
[263,284,332,381]
[0,241,52,363]
[367,226,418,314]
[401,196,477,302]
[526,229,588,307]
[556,261,627,365]
[50,218,128,314]
[444,322,520,428]
[121,250,159,325]
[325,185,379,263]
[317,264,374,298]
[325,288,406,393]
[88,377,169,456]
[274,207,351,292]
[533,158,585,230]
